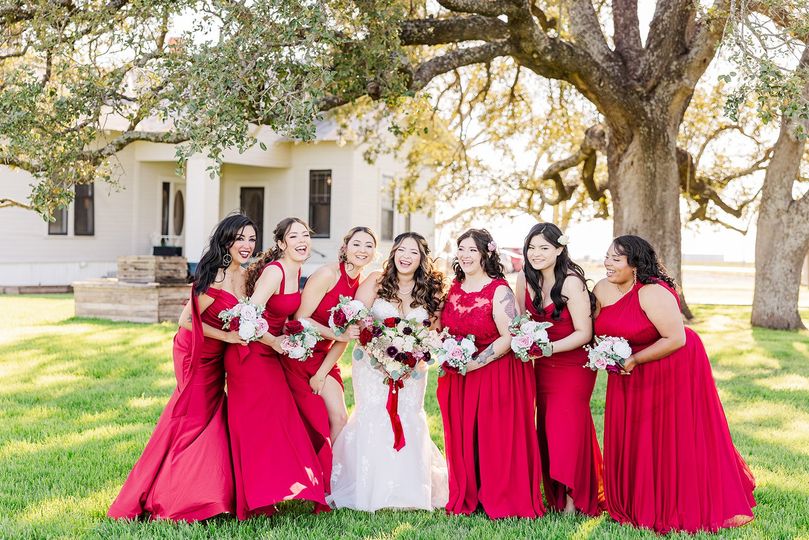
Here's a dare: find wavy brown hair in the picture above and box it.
[452,228,505,282]
[377,232,445,317]
[246,217,311,296]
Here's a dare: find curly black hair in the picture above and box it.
[612,235,677,289]
[452,228,505,282]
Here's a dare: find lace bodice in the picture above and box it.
[370,298,429,323]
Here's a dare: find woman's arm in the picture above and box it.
[354,271,381,309]
[622,284,686,373]
[295,266,350,341]
[546,277,593,354]
[515,272,527,315]
[178,291,247,345]
[250,266,286,353]
[465,285,518,372]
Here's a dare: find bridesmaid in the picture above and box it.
[437,228,545,519]
[594,235,756,533]
[224,217,327,519]
[515,223,605,516]
[283,226,378,493]
[108,214,256,521]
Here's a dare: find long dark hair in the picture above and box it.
[452,228,505,282]
[377,232,445,317]
[523,223,594,320]
[193,213,256,295]
[246,217,311,296]
[612,235,677,289]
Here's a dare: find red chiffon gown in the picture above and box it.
[108,287,235,521]
[281,261,358,493]
[224,262,327,519]
[525,291,605,516]
[595,280,756,534]
[437,278,545,519]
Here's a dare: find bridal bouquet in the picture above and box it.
[361,315,436,452]
[280,319,323,361]
[509,314,553,362]
[584,335,632,373]
[430,332,476,376]
[218,299,269,342]
[328,295,370,336]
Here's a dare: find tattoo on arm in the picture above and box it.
[475,345,496,365]
[500,289,517,319]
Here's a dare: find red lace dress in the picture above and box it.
[224,262,327,519]
[525,290,605,516]
[437,278,545,519]
[282,261,359,493]
[595,280,756,533]
[108,287,235,521]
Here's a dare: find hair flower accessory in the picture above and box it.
[487,241,497,253]
[557,234,570,246]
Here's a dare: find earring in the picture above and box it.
[632,268,637,286]
[222,253,232,267]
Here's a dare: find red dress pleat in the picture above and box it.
[437,278,545,519]
[595,280,756,533]
[224,262,327,519]
[108,287,235,522]
[525,290,605,515]
[281,261,358,493]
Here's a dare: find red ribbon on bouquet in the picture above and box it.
[385,378,406,451]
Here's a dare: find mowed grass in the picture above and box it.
[1,295,808,539]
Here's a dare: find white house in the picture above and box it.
[0,122,435,288]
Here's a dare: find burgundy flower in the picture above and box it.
[285,320,304,335]
[402,326,413,335]
[422,319,431,327]
[442,364,459,375]
[333,309,348,327]
[528,343,543,357]
[372,325,384,337]
[395,352,408,363]
[386,345,399,357]
[359,328,373,346]
[383,317,400,328]
[403,353,417,368]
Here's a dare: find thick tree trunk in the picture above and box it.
[607,119,694,318]
[752,223,807,330]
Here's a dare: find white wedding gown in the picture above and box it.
[328,298,449,511]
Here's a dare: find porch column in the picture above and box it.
[185,154,221,264]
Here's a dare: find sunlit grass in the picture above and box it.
[1,294,808,539]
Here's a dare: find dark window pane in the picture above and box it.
[381,209,394,241]
[240,187,264,253]
[161,182,170,236]
[48,207,68,235]
[381,179,394,241]
[309,170,331,238]
[74,183,94,236]
[173,190,185,236]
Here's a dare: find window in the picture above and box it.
[173,190,185,235]
[240,187,264,253]
[381,176,394,241]
[48,207,68,235]
[308,170,331,238]
[74,183,94,236]
[161,182,170,236]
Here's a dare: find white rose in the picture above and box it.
[532,328,549,343]
[460,338,476,356]
[303,333,318,348]
[289,346,307,359]
[612,340,632,359]
[238,321,256,340]
[522,321,539,334]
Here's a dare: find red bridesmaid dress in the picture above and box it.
[224,262,327,519]
[108,287,235,521]
[525,291,605,515]
[437,278,545,519]
[281,261,358,493]
[595,280,756,533]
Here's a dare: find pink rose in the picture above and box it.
[513,333,534,350]
[594,356,607,370]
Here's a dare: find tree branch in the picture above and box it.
[612,0,643,71]
[400,15,509,46]
[568,0,615,67]
[435,0,515,18]
[0,198,36,211]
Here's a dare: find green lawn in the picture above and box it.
[1,295,808,539]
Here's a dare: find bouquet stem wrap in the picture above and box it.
[385,378,406,451]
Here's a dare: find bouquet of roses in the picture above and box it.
[218,299,269,342]
[509,314,553,362]
[429,330,476,376]
[363,316,435,382]
[328,295,370,336]
[280,319,323,361]
[584,335,632,373]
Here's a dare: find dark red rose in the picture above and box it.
[442,364,459,375]
[332,309,348,327]
[528,343,543,357]
[359,328,373,346]
[403,353,417,368]
[383,317,400,328]
[285,320,304,335]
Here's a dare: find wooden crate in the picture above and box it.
[117,256,188,284]
[73,279,190,323]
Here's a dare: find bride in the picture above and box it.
[328,232,449,512]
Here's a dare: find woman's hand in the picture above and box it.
[335,324,360,342]
[265,334,285,355]
[309,373,327,394]
[224,331,249,346]
[621,355,638,375]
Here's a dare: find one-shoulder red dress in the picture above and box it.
[525,290,605,516]
[282,261,358,493]
[108,287,235,521]
[224,262,327,519]
[595,280,756,533]
[437,278,545,519]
